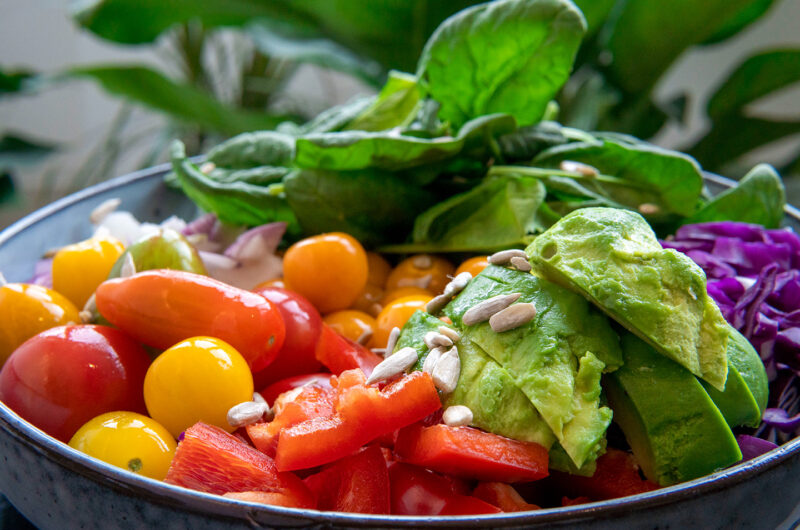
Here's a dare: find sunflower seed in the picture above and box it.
[510,256,532,272]
[412,254,433,269]
[638,203,661,216]
[366,346,419,384]
[120,252,137,278]
[252,392,267,405]
[200,162,217,174]
[488,249,527,265]
[383,326,401,357]
[462,293,521,326]
[227,401,269,428]
[443,405,473,427]
[443,272,472,296]
[426,292,452,314]
[273,386,305,415]
[431,346,460,393]
[422,346,444,375]
[560,160,599,177]
[437,325,460,343]
[89,198,122,225]
[424,331,453,349]
[355,327,373,346]
[79,294,97,323]
[489,302,537,332]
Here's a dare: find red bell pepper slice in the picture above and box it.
[303,445,390,514]
[275,370,441,471]
[472,482,540,512]
[394,423,549,483]
[549,448,659,501]
[314,323,382,376]
[388,462,501,516]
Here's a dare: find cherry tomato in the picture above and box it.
[323,310,377,347]
[96,269,285,372]
[386,255,454,295]
[144,336,254,438]
[259,373,334,406]
[250,286,324,390]
[282,233,368,314]
[0,324,150,442]
[69,411,176,480]
[366,252,392,288]
[52,235,125,308]
[351,283,384,317]
[373,295,432,348]
[381,286,434,306]
[0,283,81,367]
[455,256,490,278]
[255,278,286,289]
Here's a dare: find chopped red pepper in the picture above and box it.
[472,482,540,512]
[275,370,441,471]
[394,423,549,483]
[549,448,659,501]
[314,323,382,376]
[259,372,333,406]
[303,445,390,514]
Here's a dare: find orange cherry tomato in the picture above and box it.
[350,283,384,317]
[323,310,377,346]
[255,278,286,290]
[373,294,432,348]
[95,269,285,372]
[381,286,434,306]
[366,252,392,288]
[455,256,490,278]
[283,233,368,314]
[386,255,454,295]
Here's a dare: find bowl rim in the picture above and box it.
[1,164,799,526]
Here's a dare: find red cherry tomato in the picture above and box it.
[259,372,334,406]
[95,269,285,372]
[0,325,151,442]
[250,287,325,389]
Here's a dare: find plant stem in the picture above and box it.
[489,165,651,190]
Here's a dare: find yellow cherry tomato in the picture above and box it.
[323,309,377,346]
[366,252,392,288]
[385,254,455,295]
[52,235,125,308]
[69,411,176,480]
[350,283,384,317]
[143,336,254,438]
[455,256,490,278]
[283,233,368,314]
[0,283,81,367]
[381,286,434,306]
[373,294,432,348]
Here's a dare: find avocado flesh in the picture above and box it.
[527,207,729,391]
[443,265,621,468]
[395,310,556,449]
[726,327,769,414]
[605,333,742,486]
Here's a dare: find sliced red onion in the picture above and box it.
[224,222,286,262]
[736,434,778,461]
[31,258,53,287]
[761,408,800,433]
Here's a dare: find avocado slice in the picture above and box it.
[443,265,621,468]
[605,333,742,486]
[527,207,730,390]
[701,327,768,428]
[395,310,556,449]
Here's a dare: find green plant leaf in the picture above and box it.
[534,138,705,219]
[68,65,290,135]
[701,0,777,46]
[417,0,586,129]
[396,174,548,253]
[572,0,616,36]
[0,68,36,96]
[345,71,421,132]
[296,96,376,135]
[604,0,756,94]
[707,49,800,119]
[0,134,57,166]
[205,131,295,168]
[684,164,785,228]
[283,168,433,247]
[0,170,15,205]
[170,140,299,232]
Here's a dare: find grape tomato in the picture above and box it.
[52,235,125,308]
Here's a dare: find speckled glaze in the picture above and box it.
[1,165,799,529]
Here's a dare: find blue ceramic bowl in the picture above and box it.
[1,164,799,529]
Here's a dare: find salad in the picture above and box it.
[1,0,798,520]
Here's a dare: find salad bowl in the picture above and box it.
[1,163,799,529]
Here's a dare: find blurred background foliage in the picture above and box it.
[1,0,799,222]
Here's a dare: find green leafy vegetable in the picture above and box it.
[345,71,421,132]
[417,0,586,128]
[205,131,295,168]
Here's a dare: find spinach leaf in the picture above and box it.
[534,138,704,219]
[170,140,300,233]
[497,121,588,162]
[685,164,785,228]
[294,114,514,171]
[417,0,585,129]
[296,96,375,134]
[206,166,289,185]
[345,71,421,132]
[396,174,547,253]
[283,168,434,247]
[205,131,295,168]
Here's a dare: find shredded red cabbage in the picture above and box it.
[664,221,800,441]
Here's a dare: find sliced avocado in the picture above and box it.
[527,207,729,390]
[726,327,769,414]
[605,333,742,486]
[443,265,621,468]
[701,363,760,429]
[395,310,556,449]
